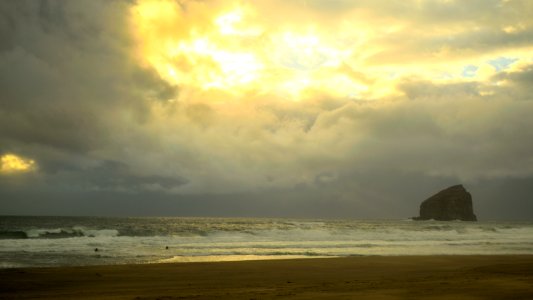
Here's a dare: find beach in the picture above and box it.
[1,255,533,299]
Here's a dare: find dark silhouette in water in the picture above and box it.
[94,248,99,252]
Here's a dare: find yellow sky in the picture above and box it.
[117,0,533,193]
[2,0,533,198]
[2,0,533,217]
[131,0,533,104]
[0,154,35,174]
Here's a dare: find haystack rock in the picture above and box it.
[415,185,477,221]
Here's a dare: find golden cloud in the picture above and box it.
[130,0,533,105]
[117,0,533,193]
[0,154,36,174]
[130,0,380,101]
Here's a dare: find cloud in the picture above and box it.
[1,0,533,218]
[47,159,189,191]
[0,153,36,174]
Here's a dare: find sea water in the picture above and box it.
[1,216,532,268]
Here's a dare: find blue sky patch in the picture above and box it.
[488,57,517,72]
[462,65,479,77]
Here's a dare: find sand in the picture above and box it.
[1,255,533,299]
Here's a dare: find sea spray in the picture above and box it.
[1,216,532,268]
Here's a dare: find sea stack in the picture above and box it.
[415,185,477,221]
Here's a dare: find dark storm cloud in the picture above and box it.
[49,159,189,190]
[0,0,122,152]
[1,0,533,219]
[0,0,182,190]
[0,0,177,150]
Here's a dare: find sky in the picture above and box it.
[1,0,533,220]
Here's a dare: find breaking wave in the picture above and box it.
[0,227,119,239]
[1,216,533,268]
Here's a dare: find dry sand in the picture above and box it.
[1,255,533,299]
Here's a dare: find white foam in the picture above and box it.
[76,228,119,238]
[2,219,533,268]
[22,227,119,238]
[25,228,62,238]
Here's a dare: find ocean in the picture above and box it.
[1,216,532,268]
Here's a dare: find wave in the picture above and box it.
[1,217,533,268]
[2,222,532,241]
[0,227,119,239]
[0,230,28,239]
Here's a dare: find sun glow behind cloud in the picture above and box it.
[120,0,533,193]
[2,0,533,218]
[131,0,533,104]
[130,0,374,100]
[0,154,36,174]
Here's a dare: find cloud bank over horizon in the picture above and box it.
[1,0,533,219]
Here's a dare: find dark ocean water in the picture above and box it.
[1,216,532,268]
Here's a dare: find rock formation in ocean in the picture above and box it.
[414,185,477,221]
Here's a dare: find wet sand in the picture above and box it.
[1,255,533,299]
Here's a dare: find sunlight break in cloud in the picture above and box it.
[131,0,369,100]
[122,0,533,193]
[0,154,36,174]
[130,0,533,103]
[1,0,533,218]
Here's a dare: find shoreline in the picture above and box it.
[2,255,533,299]
[4,252,533,269]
